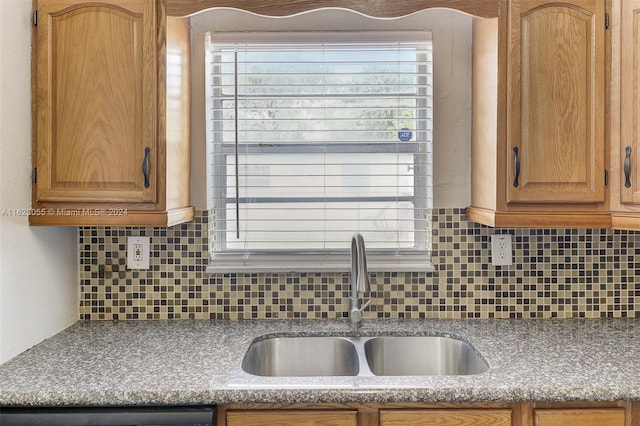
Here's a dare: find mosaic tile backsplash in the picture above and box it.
[79,209,639,320]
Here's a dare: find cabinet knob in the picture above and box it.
[513,146,520,188]
[142,147,151,189]
[624,146,632,189]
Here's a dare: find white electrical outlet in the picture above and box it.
[491,234,513,266]
[127,236,150,269]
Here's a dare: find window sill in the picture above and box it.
[206,252,435,274]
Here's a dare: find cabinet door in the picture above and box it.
[34,0,157,203]
[380,409,512,426]
[225,410,358,426]
[534,408,626,426]
[507,0,605,204]
[619,0,640,204]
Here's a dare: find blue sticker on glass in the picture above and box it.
[398,128,412,141]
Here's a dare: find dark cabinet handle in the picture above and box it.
[624,146,632,189]
[513,146,520,188]
[142,147,151,189]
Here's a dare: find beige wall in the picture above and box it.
[190,8,473,209]
[0,0,78,364]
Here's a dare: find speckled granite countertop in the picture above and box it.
[1,318,640,407]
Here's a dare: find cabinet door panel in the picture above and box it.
[620,0,640,204]
[534,408,626,426]
[225,410,358,426]
[35,0,156,203]
[380,409,512,426]
[507,0,604,204]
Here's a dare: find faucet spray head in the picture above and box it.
[353,233,371,293]
[350,233,372,325]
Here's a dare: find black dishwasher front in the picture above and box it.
[0,406,215,426]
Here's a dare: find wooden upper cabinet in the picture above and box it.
[507,0,605,204]
[31,0,193,226]
[618,0,640,205]
[468,0,609,228]
[34,0,156,204]
[610,0,640,229]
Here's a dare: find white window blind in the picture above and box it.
[206,32,433,272]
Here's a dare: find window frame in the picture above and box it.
[205,31,434,273]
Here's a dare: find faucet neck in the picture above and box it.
[350,233,371,325]
[351,233,370,295]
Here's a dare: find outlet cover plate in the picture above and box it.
[491,234,513,266]
[127,236,150,270]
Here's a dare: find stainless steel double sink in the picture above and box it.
[241,335,489,377]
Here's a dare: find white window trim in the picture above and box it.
[205,30,434,274]
[206,251,436,273]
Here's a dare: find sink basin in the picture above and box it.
[241,336,359,377]
[241,334,488,377]
[364,336,489,376]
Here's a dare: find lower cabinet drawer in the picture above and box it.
[225,409,359,426]
[534,408,626,426]
[379,409,512,426]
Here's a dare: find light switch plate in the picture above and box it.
[491,234,512,266]
[127,236,150,270]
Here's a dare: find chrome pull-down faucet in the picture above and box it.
[350,233,371,325]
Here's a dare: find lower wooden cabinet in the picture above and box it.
[380,409,512,426]
[533,408,626,426]
[225,409,358,426]
[218,402,636,426]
